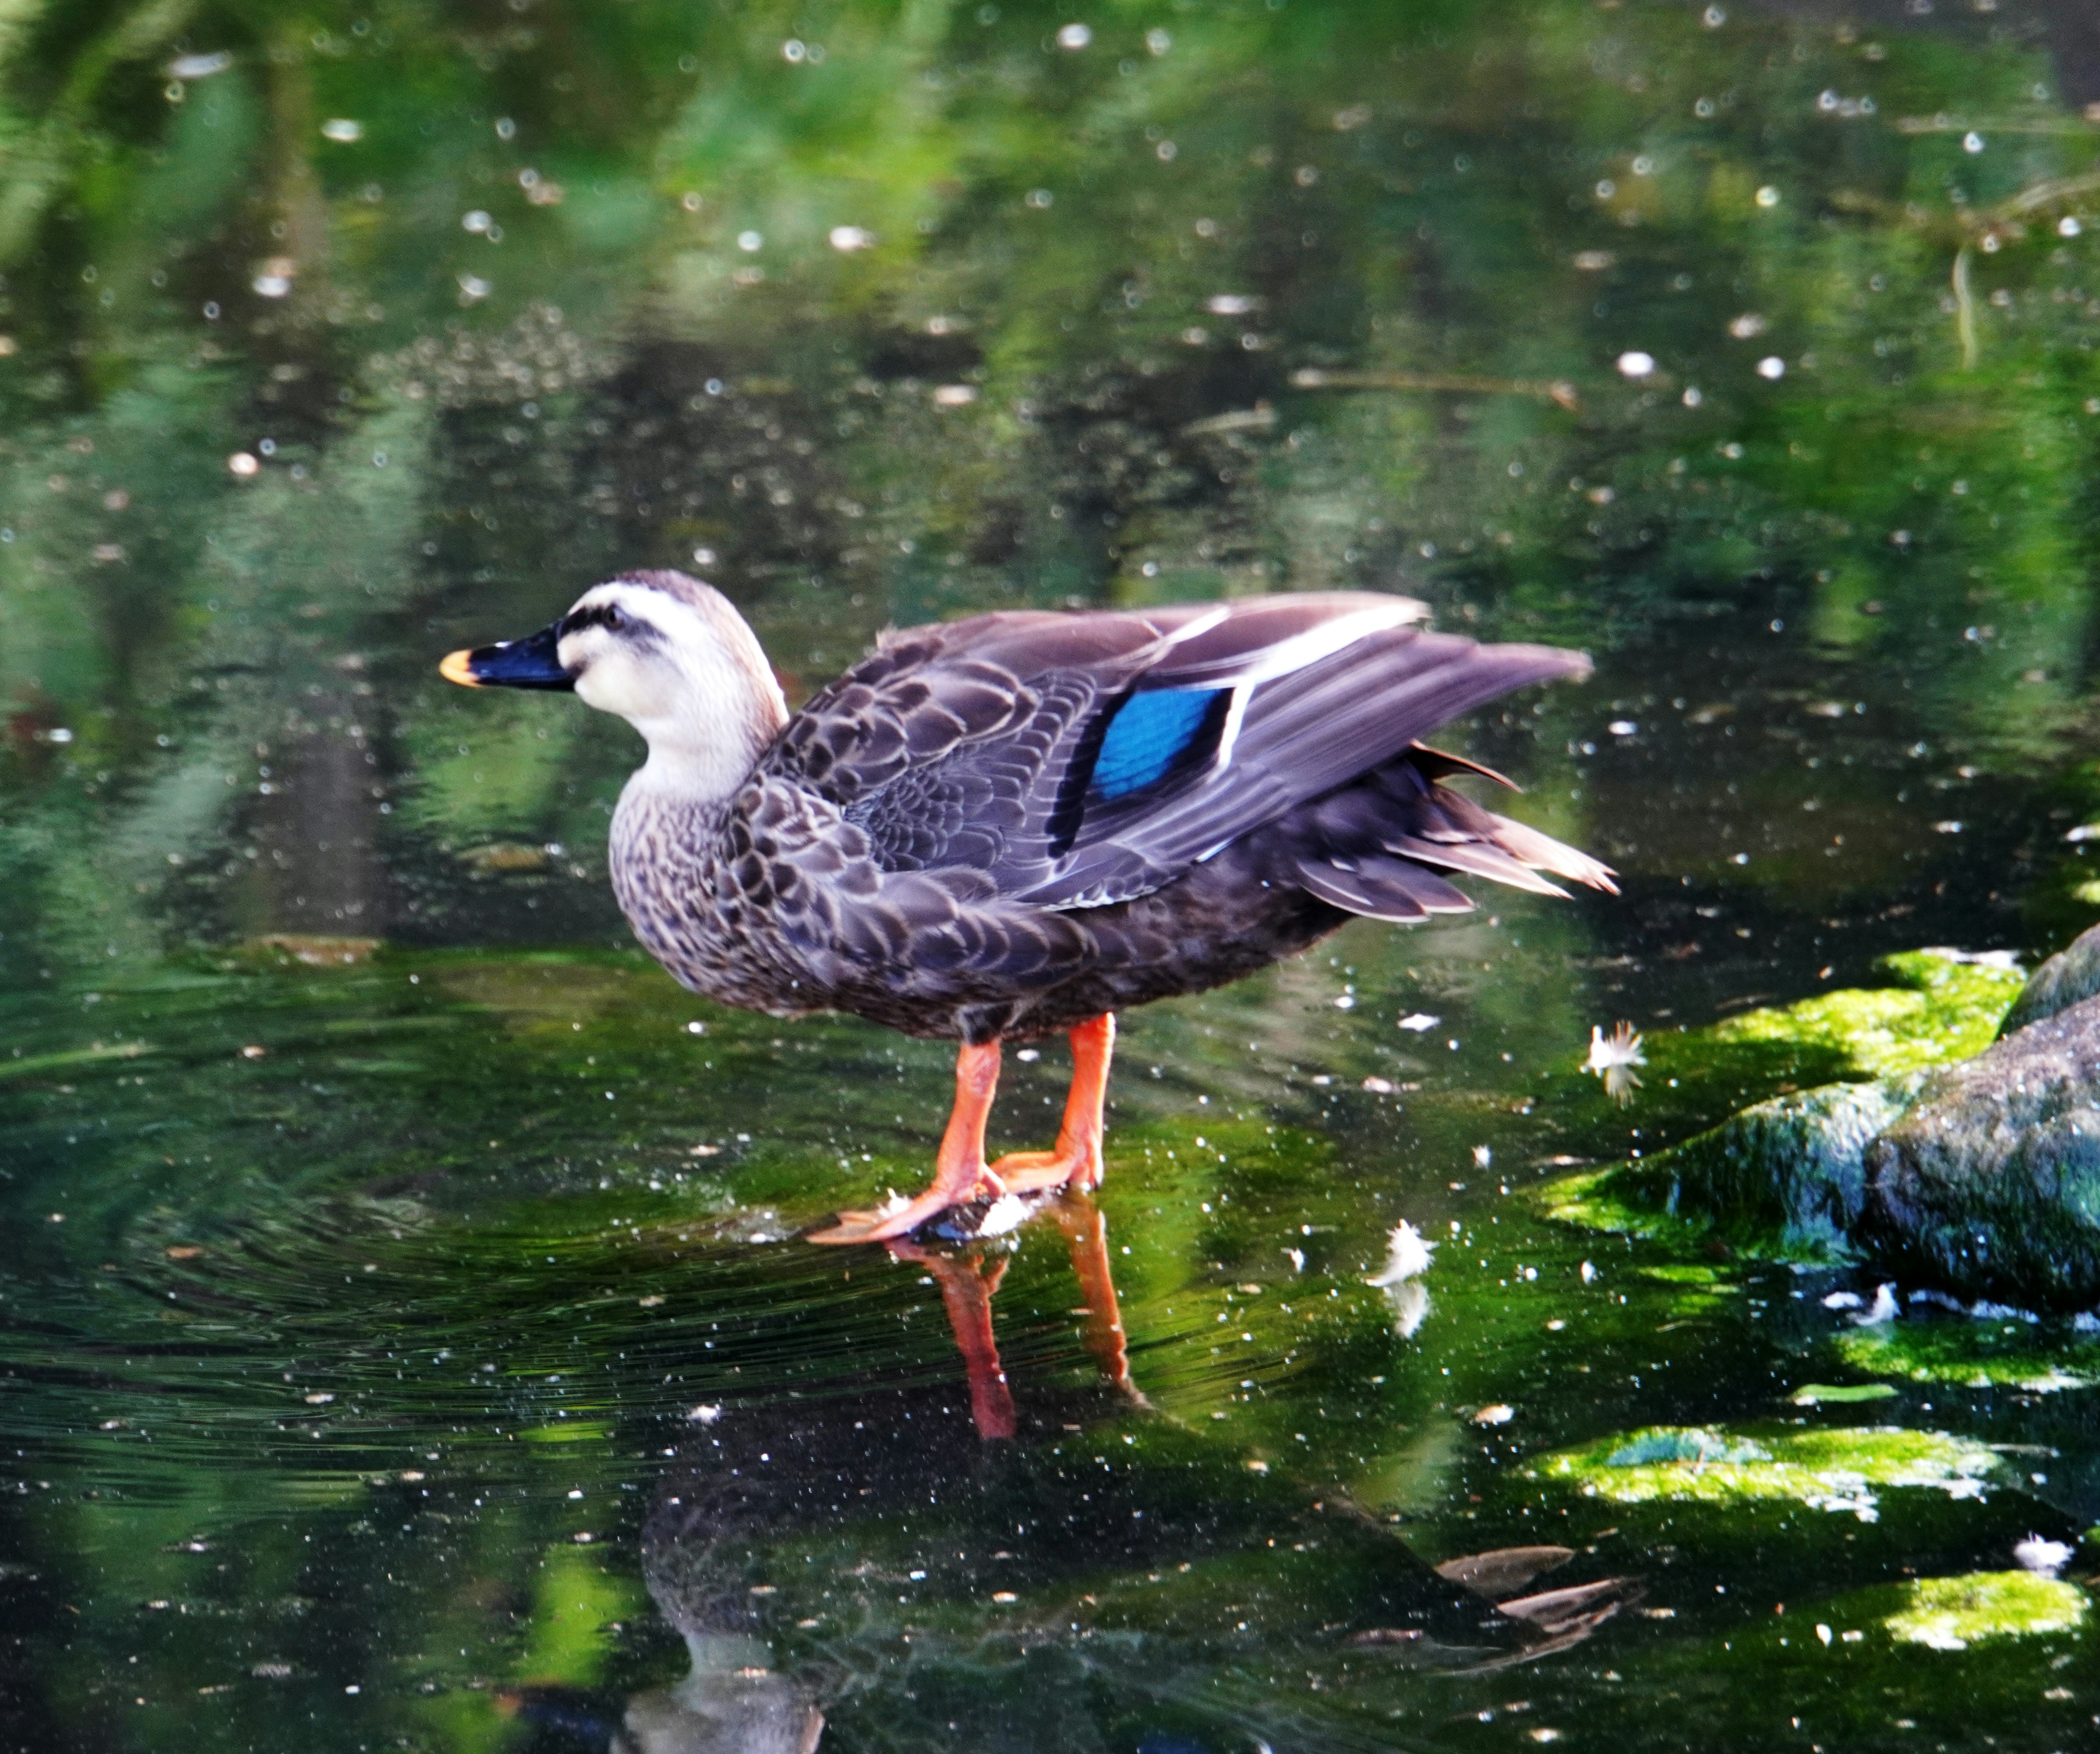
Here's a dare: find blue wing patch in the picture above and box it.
[1092,687,1229,799]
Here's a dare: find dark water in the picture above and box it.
[8,2,2100,1749]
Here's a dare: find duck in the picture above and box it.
[440,570,1613,1243]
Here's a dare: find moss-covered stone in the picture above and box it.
[1831,1317,2100,1392]
[1999,923,2100,1036]
[1881,1570,2087,1649]
[1787,1382,1898,1405]
[1709,951,2025,1079]
[1539,951,2026,1268]
[1860,993,2100,1309]
[1534,1424,2003,1510]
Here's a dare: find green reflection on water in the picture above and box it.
[8,1,2100,1749]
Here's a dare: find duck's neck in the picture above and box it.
[621,670,789,812]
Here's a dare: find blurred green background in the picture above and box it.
[8,2,2100,1750]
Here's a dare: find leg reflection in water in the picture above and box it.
[511,1194,1640,1753]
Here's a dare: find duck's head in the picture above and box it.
[441,570,788,798]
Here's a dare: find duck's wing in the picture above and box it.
[763,593,1603,910]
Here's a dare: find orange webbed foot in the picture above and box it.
[806,1184,998,1245]
[985,1145,1102,1194]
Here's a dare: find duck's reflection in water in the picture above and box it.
[515,1194,1637,1753]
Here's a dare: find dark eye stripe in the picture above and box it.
[559,602,649,639]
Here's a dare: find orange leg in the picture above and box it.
[988,1013,1116,1194]
[1053,1191,1146,1405]
[885,1241,1017,1440]
[807,1041,1010,1244]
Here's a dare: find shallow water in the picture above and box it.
[8,2,2100,1749]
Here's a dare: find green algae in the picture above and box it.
[1536,1425,2003,1507]
[1831,1319,2100,1393]
[1537,952,2026,1261]
[1710,952,2025,1081]
[1788,1383,1899,1405]
[1880,1570,2087,1649]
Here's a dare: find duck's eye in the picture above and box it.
[603,603,627,632]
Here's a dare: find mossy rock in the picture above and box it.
[1539,951,2025,1262]
[1832,1315,2100,1392]
[1999,923,2100,1036]
[1860,992,2100,1309]
[1534,1424,2003,1509]
[1880,1570,2087,1649]
[1709,950,2025,1079]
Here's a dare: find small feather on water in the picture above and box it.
[1367,1220,1435,1287]
[1583,1021,1646,1103]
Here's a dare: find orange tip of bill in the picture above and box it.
[438,648,479,686]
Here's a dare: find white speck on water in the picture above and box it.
[1757,355,1786,379]
[320,118,363,142]
[932,384,978,406]
[687,1405,723,1424]
[462,211,492,233]
[1206,293,1259,315]
[457,273,490,300]
[1964,131,1985,154]
[1146,27,1171,53]
[167,51,233,79]
[1397,1013,1439,1032]
[737,230,764,252]
[829,225,876,251]
[1580,1260,1596,1283]
[1472,1145,1492,1167]
[1729,312,1768,338]
[2015,1535,2073,1574]
[1608,720,1638,735]
[1615,350,1655,378]
[2060,216,2082,237]
[1755,185,1780,207]
[1056,22,1092,49]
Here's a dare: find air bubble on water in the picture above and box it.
[320,119,363,143]
[1056,23,1092,49]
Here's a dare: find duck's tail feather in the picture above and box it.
[1287,755,1617,922]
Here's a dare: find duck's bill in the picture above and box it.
[438,625,575,691]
